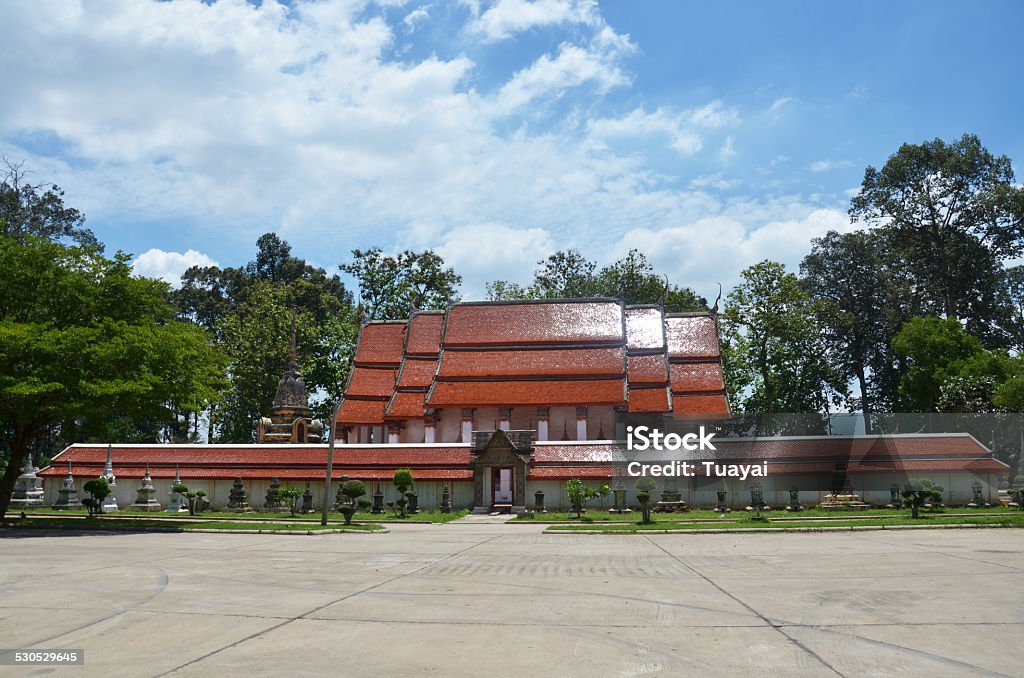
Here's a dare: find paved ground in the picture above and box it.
[1,522,1022,678]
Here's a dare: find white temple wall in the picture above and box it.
[399,419,426,443]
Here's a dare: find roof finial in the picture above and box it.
[710,282,722,315]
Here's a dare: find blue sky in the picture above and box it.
[1,0,1021,300]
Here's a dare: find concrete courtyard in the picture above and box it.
[1,520,1022,677]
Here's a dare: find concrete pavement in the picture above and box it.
[1,521,1022,677]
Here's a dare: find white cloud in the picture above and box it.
[468,0,600,42]
[809,159,853,172]
[403,5,431,31]
[768,96,796,116]
[0,0,854,304]
[132,248,219,286]
[718,136,736,161]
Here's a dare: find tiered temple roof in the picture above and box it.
[337,299,730,428]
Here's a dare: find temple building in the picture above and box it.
[37,299,1010,512]
[335,299,730,445]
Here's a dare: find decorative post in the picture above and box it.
[786,486,803,512]
[226,476,253,513]
[714,488,731,513]
[100,444,119,513]
[264,477,282,512]
[968,481,988,508]
[749,482,766,520]
[371,481,385,514]
[534,489,546,514]
[53,463,82,510]
[301,484,314,513]
[10,453,45,509]
[166,465,187,513]
[887,483,901,509]
[440,484,452,513]
[609,480,630,513]
[130,463,162,512]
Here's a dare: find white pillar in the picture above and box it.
[499,407,511,431]
[424,422,436,443]
[576,406,588,441]
[536,408,549,441]
[461,409,474,443]
[387,423,400,444]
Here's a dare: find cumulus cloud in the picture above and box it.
[468,0,601,42]
[132,248,219,286]
[0,0,854,301]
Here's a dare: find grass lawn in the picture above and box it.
[546,512,1024,533]
[13,507,469,523]
[1,515,384,533]
[518,506,1020,522]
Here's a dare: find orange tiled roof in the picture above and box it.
[345,366,398,398]
[627,386,673,412]
[428,378,627,407]
[664,315,720,360]
[442,300,624,347]
[405,312,444,356]
[385,391,428,419]
[438,347,625,379]
[672,393,730,417]
[396,358,438,389]
[354,321,407,365]
[669,362,725,393]
[337,398,388,425]
[625,306,665,350]
[627,354,669,384]
[341,302,727,424]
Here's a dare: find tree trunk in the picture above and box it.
[0,427,34,518]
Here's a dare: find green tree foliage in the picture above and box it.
[0,236,228,517]
[275,486,303,516]
[172,233,358,442]
[338,479,367,525]
[891,315,1024,417]
[341,248,462,320]
[393,468,414,518]
[487,248,707,312]
[849,134,1024,341]
[0,159,97,247]
[565,478,610,519]
[82,477,110,517]
[901,478,944,519]
[801,230,894,426]
[721,261,845,417]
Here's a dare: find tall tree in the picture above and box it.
[849,133,1024,336]
[341,248,461,319]
[172,234,358,442]
[801,230,893,430]
[0,236,227,517]
[720,261,845,417]
[0,159,97,247]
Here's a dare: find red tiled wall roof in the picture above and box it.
[345,367,397,398]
